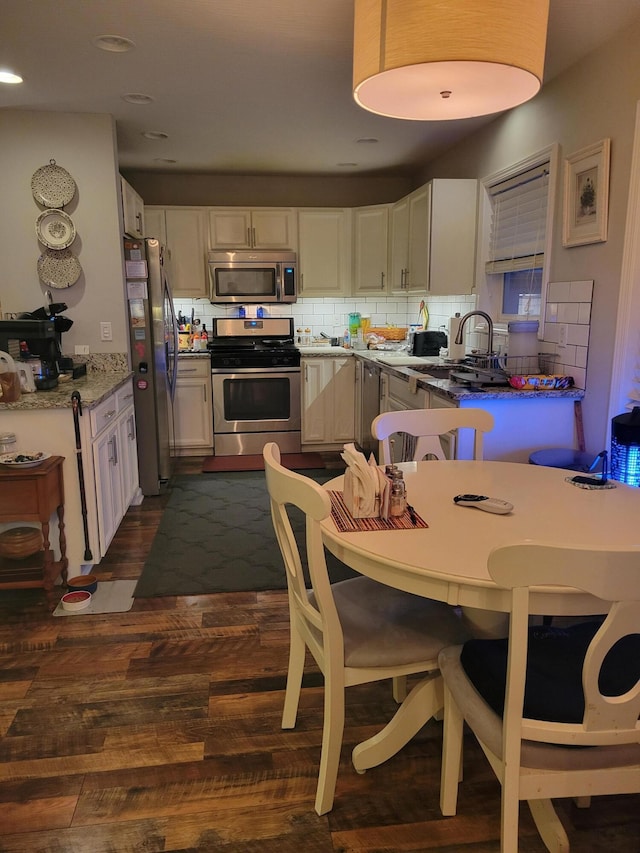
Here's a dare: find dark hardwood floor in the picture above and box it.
[0,457,637,852]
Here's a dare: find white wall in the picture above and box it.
[0,111,129,356]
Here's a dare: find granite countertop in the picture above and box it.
[0,370,133,411]
[298,345,584,402]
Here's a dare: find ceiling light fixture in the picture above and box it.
[92,34,135,53]
[353,0,549,121]
[356,137,379,144]
[122,93,154,105]
[0,70,23,84]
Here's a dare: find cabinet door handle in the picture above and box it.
[247,226,252,246]
[128,414,136,441]
[251,226,256,247]
[380,271,385,290]
[109,436,119,466]
[203,385,208,403]
[179,367,198,374]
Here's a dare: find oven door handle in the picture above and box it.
[211,366,301,375]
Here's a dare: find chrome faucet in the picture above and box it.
[454,310,494,355]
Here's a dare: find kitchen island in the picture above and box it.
[0,367,138,581]
[298,346,585,463]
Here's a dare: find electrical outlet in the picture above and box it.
[75,345,90,355]
[558,323,568,348]
[100,321,113,342]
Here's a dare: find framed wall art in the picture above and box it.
[562,138,611,247]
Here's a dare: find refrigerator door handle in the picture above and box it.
[165,277,179,401]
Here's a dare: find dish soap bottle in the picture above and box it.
[200,324,208,348]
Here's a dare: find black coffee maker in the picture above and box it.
[8,302,74,390]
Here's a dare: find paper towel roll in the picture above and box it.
[448,315,466,360]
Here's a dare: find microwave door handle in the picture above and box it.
[276,263,281,301]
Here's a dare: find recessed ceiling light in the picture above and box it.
[154,158,177,164]
[356,137,379,144]
[92,35,135,53]
[0,70,23,84]
[142,131,169,141]
[122,93,154,105]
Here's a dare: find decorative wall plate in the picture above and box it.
[31,159,77,208]
[35,209,76,250]
[37,248,82,289]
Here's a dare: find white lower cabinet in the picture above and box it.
[90,380,140,557]
[173,358,213,456]
[301,357,355,448]
[379,371,430,463]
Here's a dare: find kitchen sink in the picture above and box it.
[407,365,456,379]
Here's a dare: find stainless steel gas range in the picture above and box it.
[209,317,301,456]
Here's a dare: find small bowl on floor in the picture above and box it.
[67,574,98,594]
[60,590,92,612]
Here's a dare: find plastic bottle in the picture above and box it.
[238,306,246,318]
[343,328,350,348]
[201,324,208,347]
[257,306,265,319]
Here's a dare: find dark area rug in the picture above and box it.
[201,452,325,473]
[134,470,355,598]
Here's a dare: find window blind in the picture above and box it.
[486,163,549,274]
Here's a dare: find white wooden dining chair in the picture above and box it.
[372,407,494,464]
[438,542,640,852]
[263,441,470,815]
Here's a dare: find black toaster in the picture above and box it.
[411,330,448,356]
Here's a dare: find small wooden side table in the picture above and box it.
[0,455,69,610]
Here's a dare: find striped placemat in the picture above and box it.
[328,490,428,532]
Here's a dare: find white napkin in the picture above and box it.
[341,443,389,518]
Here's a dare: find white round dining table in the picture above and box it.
[321,460,640,618]
[320,460,640,774]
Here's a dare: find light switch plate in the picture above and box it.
[100,321,113,341]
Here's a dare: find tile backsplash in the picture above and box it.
[174,282,592,389]
[174,293,476,347]
[538,280,593,390]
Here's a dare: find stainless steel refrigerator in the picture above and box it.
[124,237,178,495]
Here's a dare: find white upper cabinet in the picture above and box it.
[209,208,297,250]
[390,179,477,296]
[121,175,145,239]
[163,207,208,298]
[389,194,410,292]
[143,207,167,244]
[298,208,352,297]
[353,204,390,295]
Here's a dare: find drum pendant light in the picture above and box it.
[353,0,550,121]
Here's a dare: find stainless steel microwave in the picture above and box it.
[208,250,297,303]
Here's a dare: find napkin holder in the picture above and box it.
[343,467,380,518]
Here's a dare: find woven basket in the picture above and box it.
[368,327,407,340]
[0,526,42,560]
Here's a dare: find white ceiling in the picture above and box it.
[2,0,640,177]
